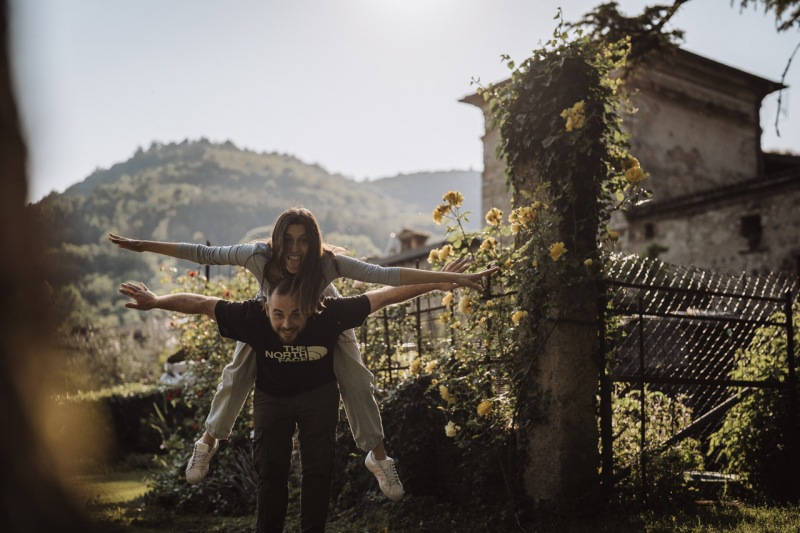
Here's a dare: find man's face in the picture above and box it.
[265,292,307,343]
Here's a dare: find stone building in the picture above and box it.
[461,47,800,277]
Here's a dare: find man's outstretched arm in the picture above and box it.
[119,282,220,320]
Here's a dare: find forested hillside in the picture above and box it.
[29,139,481,327]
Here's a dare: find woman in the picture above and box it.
[109,206,495,501]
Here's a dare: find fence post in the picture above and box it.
[415,259,423,358]
[598,280,613,499]
[382,308,392,388]
[637,293,648,505]
[784,290,799,500]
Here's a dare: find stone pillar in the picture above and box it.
[511,102,602,510]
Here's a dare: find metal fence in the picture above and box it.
[357,255,799,501]
[357,290,457,389]
[599,256,799,501]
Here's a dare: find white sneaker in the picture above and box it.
[185,439,219,484]
[364,451,404,501]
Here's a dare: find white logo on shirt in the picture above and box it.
[264,346,328,363]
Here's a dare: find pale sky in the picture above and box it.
[10,0,800,202]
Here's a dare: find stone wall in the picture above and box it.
[623,184,800,275]
[462,47,798,276]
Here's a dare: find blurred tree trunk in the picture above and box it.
[0,1,100,530]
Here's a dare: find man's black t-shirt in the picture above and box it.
[215,295,371,396]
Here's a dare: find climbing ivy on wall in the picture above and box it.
[474,10,650,363]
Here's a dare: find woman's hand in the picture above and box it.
[453,264,500,290]
[108,234,180,257]
[434,258,470,291]
[109,233,145,252]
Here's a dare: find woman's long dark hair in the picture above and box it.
[261,206,340,316]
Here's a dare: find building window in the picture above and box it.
[740,214,762,252]
[644,223,655,240]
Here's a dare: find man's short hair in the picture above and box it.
[266,277,296,301]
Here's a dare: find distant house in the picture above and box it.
[461,47,800,277]
[375,228,436,268]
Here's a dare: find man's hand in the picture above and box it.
[119,283,220,318]
[109,233,145,252]
[119,282,159,310]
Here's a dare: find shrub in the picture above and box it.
[708,304,799,502]
[144,268,261,514]
[332,373,516,509]
[57,383,189,465]
[610,384,704,505]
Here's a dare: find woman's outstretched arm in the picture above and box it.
[109,233,180,257]
[109,234,266,277]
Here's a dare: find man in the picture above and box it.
[120,259,487,533]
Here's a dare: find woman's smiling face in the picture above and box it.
[283,223,309,274]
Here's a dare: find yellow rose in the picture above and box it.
[624,155,640,170]
[409,358,422,374]
[439,385,455,404]
[485,207,502,227]
[438,244,454,261]
[425,360,438,373]
[560,100,586,132]
[583,258,593,267]
[510,222,521,235]
[504,258,513,269]
[625,166,646,184]
[608,230,619,241]
[444,421,460,438]
[450,320,461,330]
[517,206,537,227]
[531,259,538,268]
[549,242,567,261]
[441,292,453,307]
[437,311,451,324]
[443,190,464,208]
[477,400,493,416]
[432,204,450,224]
[458,296,473,315]
[511,310,528,326]
[427,249,440,264]
[480,237,496,252]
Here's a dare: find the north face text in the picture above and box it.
[264,346,328,363]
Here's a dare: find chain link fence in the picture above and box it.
[600,255,799,502]
[357,255,799,501]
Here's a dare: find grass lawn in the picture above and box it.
[74,469,800,532]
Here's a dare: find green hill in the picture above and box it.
[30,138,481,327]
